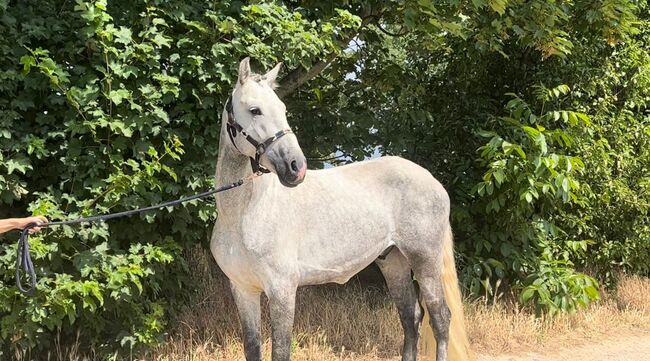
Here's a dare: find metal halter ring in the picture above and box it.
[256,144,266,156]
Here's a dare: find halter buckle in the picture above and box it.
[256,144,266,155]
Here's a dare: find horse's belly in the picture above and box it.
[297,228,393,286]
[293,187,396,286]
[298,256,383,285]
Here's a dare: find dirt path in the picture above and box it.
[477,330,650,361]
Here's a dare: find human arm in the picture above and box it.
[0,216,48,235]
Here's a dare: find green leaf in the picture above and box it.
[19,55,36,73]
[522,126,540,138]
[108,89,131,105]
[4,158,32,174]
[493,169,505,184]
[521,287,535,303]
[500,242,514,257]
[114,26,132,44]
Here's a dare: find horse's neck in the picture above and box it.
[215,114,257,218]
[215,132,249,186]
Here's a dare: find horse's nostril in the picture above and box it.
[290,160,298,173]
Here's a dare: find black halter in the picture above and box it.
[225,95,293,173]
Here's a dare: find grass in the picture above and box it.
[147,247,403,361]
[466,275,650,356]
[146,248,650,361]
[40,247,650,360]
[150,283,403,361]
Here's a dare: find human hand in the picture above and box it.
[20,216,49,234]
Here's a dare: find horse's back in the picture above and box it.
[309,156,449,213]
[304,155,451,240]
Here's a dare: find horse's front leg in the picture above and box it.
[231,282,262,361]
[267,281,298,361]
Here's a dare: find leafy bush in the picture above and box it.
[457,85,600,312]
[566,29,650,283]
[520,257,599,315]
[289,0,648,314]
[0,0,359,356]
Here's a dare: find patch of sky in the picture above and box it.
[323,146,382,169]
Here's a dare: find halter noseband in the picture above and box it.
[225,95,293,173]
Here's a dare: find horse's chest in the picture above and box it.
[210,226,268,289]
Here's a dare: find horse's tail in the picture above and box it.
[421,223,472,360]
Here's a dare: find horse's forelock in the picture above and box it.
[243,73,279,90]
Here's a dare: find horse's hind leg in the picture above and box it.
[417,273,450,361]
[231,283,262,361]
[408,244,450,361]
[376,248,423,361]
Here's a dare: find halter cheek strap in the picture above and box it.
[225,96,293,173]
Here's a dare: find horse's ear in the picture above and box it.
[238,57,251,85]
[264,62,283,89]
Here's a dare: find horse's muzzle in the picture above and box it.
[278,157,307,187]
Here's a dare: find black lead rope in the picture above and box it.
[15,175,259,296]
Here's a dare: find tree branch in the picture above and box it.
[276,55,337,99]
[276,11,378,99]
[377,23,409,37]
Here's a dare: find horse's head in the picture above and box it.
[226,57,307,187]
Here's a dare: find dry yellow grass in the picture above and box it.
[616,274,650,312]
[466,274,650,356]
[147,247,403,361]
[148,249,650,361]
[35,247,650,361]
[150,282,404,361]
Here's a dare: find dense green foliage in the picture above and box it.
[0,0,648,357]
[0,0,358,356]
[294,0,648,313]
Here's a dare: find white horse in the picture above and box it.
[210,58,471,361]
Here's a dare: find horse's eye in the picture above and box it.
[250,107,262,116]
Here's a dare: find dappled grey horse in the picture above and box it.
[210,58,471,361]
